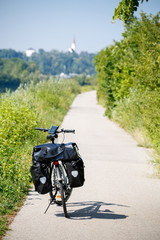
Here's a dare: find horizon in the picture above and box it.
[0,47,98,54]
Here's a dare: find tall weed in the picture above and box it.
[0,78,80,236]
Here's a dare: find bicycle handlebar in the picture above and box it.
[35,126,75,143]
[34,127,75,134]
[34,127,49,132]
[60,129,75,134]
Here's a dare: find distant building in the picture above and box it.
[25,48,36,57]
[68,37,76,53]
[59,72,79,79]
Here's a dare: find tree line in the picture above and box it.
[0,49,96,92]
[30,49,96,75]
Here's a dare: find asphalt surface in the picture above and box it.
[3,91,160,240]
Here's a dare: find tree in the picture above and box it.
[0,58,43,92]
[0,49,24,59]
[113,0,149,23]
[94,12,160,116]
[30,50,96,75]
[0,49,96,76]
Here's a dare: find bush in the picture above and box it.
[94,12,160,170]
[0,78,80,236]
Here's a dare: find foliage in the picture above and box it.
[0,73,20,92]
[0,49,25,59]
[0,92,39,235]
[70,74,97,86]
[0,78,80,236]
[0,49,96,93]
[30,50,96,76]
[0,49,96,77]
[113,0,149,23]
[94,13,160,166]
[0,58,47,92]
[29,78,80,128]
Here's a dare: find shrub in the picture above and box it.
[94,12,160,171]
[0,78,80,236]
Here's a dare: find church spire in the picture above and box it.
[71,37,76,51]
[68,37,76,53]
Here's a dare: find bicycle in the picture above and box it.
[31,126,84,218]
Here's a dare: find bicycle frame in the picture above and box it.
[54,161,62,181]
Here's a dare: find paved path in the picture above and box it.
[3,91,160,240]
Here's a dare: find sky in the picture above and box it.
[0,0,160,53]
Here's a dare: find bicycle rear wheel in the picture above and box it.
[59,181,68,218]
[50,163,72,205]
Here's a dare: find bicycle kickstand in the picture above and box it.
[44,199,54,214]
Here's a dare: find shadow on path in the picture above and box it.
[24,189,42,205]
[56,201,129,220]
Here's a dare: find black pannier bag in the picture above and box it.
[60,143,79,160]
[30,162,52,194]
[32,143,79,162]
[64,157,85,188]
[30,142,84,192]
[32,143,62,163]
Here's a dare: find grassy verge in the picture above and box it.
[0,78,80,237]
[111,93,160,175]
[81,85,97,92]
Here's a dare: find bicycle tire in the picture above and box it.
[49,164,57,202]
[59,181,68,218]
[49,163,72,205]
